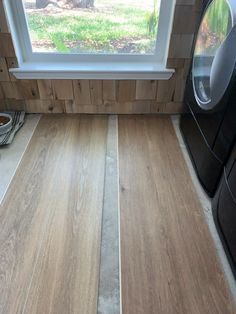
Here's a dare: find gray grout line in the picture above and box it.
[171,115,236,306]
[117,115,122,314]
[98,115,120,314]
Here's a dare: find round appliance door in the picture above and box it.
[192,0,233,110]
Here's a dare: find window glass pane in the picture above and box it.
[23,0,161,54]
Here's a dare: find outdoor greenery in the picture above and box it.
[195,0,231,55]
[206,0,231,40]
[146,0,159,35]
[25,0,159,54]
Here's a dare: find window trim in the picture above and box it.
[4,0,176,79]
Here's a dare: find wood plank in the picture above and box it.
[173,68,187,102]
[103,80,117,101]
[156,76,176,102]
[17,80,40,99]
[72,80,91,105]
[135,80,157,100]
[0,115,108,314]
[37,80,53,99]
[117,81,136,102]
[5,99,25,111]
[52,80,74,100]
[150,101,183,113]
[0,33,15,57]
[1,81,23,99]
[131,100,151,113]
[119,116,235,314]
[0,99,6,110]
[0,0,9,33]
[5,58,18,81]
[89,80,103,105]
[168,34,194,59]
[5,57,18,69]
[166,58,185,69]
[0,57,10,81]
[0,83,4,99]
[172,5,196,34]
[25,99,65,113]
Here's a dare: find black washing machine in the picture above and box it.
[212,142,236,278]
[180,0,236,197]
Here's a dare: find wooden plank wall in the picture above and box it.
[0,0,202,114]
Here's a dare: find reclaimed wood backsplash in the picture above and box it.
[0,0,202,114]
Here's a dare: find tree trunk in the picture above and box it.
[71,0,94,8]
[36,0,49,8]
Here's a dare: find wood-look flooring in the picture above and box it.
[0,115,235,314]
[119,116,235,314]
[0,115,108,314]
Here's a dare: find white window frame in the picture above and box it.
[4,0,176,79]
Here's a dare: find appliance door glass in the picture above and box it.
[192,0,232,108]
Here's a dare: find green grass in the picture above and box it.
[26,4,158,53]
[207,0,230,39]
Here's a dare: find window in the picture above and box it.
[24,0,161,55]
[4,0,175,79]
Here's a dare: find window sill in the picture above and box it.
[9,62,175,80]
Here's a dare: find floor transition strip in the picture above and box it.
[98,115,120,314]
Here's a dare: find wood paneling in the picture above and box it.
[117,81,136,103]
[0,83,3,99]
[5,58,18,81]
[0,0,9,33]
[103,80,117,101]
[5,57,18,68]
[0,115,108,313]
[5,99,25,111]
[25,99,65,113]
[17,80,40,99]
[173,68,187,102]
[0,57,9,81]
[119,116,235,314]
[150,101,184,114]
[73,80,91,105]
[0,1,203,113]
[0,33,15,57]
[135,80,157,100]
[156,77,176,102]
[37,80,53,99]
[90,80,103,105]
[1,82,22,99]
[168,34,194,59]
[0,99,5,109]
[172,5,197,34]
[52,80,74,100]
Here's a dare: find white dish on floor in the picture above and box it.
[0,113,13,135]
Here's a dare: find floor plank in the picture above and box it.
[0,115,108,314]
[119,116,235,314]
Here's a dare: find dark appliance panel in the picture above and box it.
[180,0,236,196]
[213,144,236,278]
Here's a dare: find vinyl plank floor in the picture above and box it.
[118,116,235,314]
[0,115,108,314]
